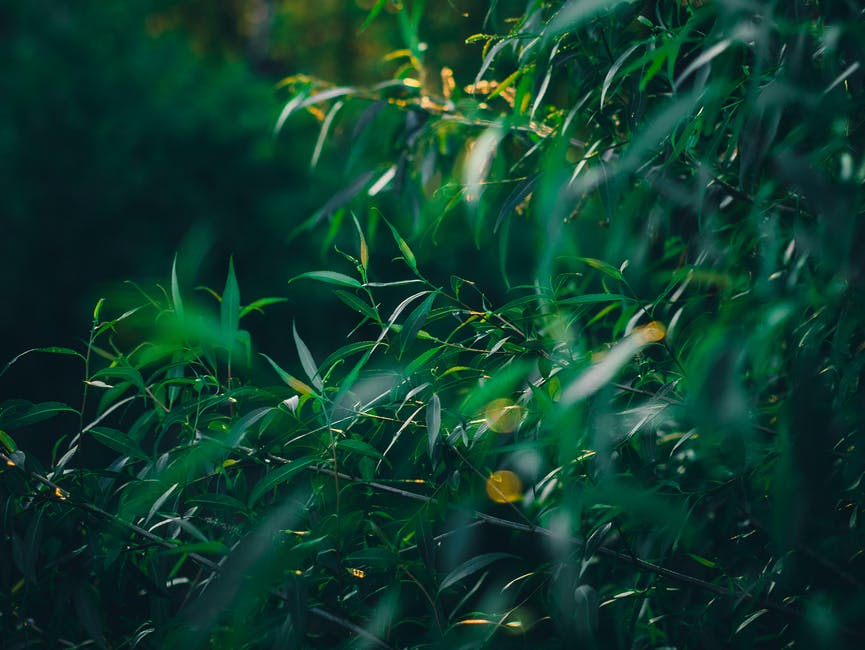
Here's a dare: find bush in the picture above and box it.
[2,1,865,647]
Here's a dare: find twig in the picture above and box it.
[276,457,826,628]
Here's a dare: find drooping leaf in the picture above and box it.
[289,270,362,289]
[1,401,78,428]
[239,297,290,319]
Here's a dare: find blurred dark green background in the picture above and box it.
[0,0,487,403]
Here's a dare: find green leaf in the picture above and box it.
[438,552,516,593]
[275,86,359,137]
[171,254,184,320]
[474,38,509,86]
[89,427,149,461]
[352,213,370,272]
[92,297,105,323]
[260,354,316,396]
[584,522,613,557]
[359,0,388,32]
[289,270,362,289]
[0,347,85,380]
[221,257,240,347]
[318,341,377,377]
[399,292,436,358]
[736,609,769,634]
[312,170,376,223]
[239,297,290,319]
[557,293,634,305]
[93,364,146,393]
[338,439,385,461]
[2,401,78,428]
[144,482,180,526]
[223,406,273,448]
[382,215,418,275]
[405,347,439,376]
[688,553,717,568]
[334,290,379,322]
[249,457,319,507]
[461,360,533,415]
[0,429,18,453]
[426,394,441,460]
[578,258,624,281]
[293,322,322,389]
[601,43,642,109]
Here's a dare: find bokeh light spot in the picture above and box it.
[637,320,666,343]
[486,470,523,503]
[484,398,523,433]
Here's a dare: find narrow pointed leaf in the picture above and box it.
[290,270,362,289]
[383,216,418,274]
[221,258,240,347]
[171,254,184,320]
[400,292,436,358]
[601,43,642,109]
[293,322,322,389]
[239,297,289,319]
[260,354,316,396]
[438,552,515,593]
[249,457,319,507]
[426,394,441,460]
[334,290,379,322]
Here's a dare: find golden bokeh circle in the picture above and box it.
[485,470,523,503]
[637,320,666,343]
[484,398,523,433]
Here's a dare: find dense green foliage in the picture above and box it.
[3,0,865,647]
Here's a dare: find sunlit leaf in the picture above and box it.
[289,270,362,289]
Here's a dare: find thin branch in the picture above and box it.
[272,456,827,628]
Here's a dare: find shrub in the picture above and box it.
[2,1,865,647]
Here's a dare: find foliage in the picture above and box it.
[3,0,865,647]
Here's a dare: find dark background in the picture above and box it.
[0,0,491,406]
